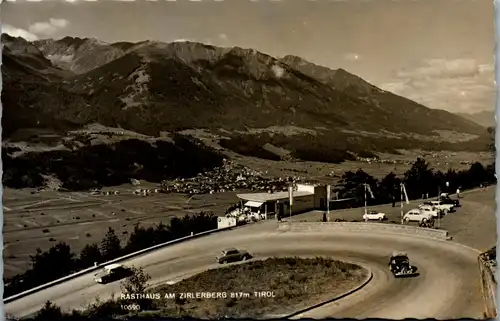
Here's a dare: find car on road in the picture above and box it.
[403,209,433,224]
[216,248,252,264]
[388,251,418,277]
[417,204,440,218]
[93,264,133,284]
[362,210,387,222]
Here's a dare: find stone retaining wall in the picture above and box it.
[478,254,497,318]
[277,222,449,240]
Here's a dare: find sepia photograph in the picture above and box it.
[1,0,497,319]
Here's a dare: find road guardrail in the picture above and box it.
[3,225,236,304]
[277,222,449,240]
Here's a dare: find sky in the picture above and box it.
[1,0,496,114]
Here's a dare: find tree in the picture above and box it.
[30,242,76,283]
[378,172,401,204]
[485,163,496,184]
[442,169,459,193]
[79,244,103,268]
[120,266,153,309]
[168,217,185,239]
[35,301,63,320]
[465,162,488,189]
[339,169,379,206]
[100,227,122,261]
[120,266,151,294]
[153,222,173,244]
[125,224,155,253]
[403,158,435,199]
[84,296,123,319]
[487,126,496,154]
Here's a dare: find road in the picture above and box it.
[5,217,485,319]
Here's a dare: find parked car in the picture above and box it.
[440,196,460,207]
[403,209,433,224]
[421,202,445,215]
[216,248,252,264]
[425,200,454,213]
[417,204,440,218]
[93,264,133,284]
[362,210,387,221]
[388,251,418,277]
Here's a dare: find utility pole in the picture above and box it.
[437,185,441,229]
[400,183,404,224]
[364,184,368,215]
[326,185,331,222]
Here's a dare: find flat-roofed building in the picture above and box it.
[236,183,329,219]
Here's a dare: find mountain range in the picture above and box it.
[1,34,492,189]
[457,110,495,128]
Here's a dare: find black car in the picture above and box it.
[440,196,460,207]
[216,248,252,264]
[93,264,134,284]
[388,251,418,277]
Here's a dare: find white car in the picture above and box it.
[418,205,440,218]
[427,200,454,213]
[403,209,433,224]
[363,210,387,221]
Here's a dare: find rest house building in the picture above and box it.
[236,184,329,220]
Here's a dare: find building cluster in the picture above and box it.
[355,157,414,165]
[161,159,303,195]
[89,189,120,196]
[88,188,162,197]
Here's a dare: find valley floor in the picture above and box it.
[3,183,239,279]
[234,150,493,183]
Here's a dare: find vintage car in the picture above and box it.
[362,210,387,222]
[417,204,441,218]
[216,248,252,264]
[388,251,418,277]
[93,264,133,284]
[427,200,455,213]
[403,209,433,224]
[440,196,460,207]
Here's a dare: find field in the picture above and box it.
[235,150,493,183]
[3,182,241,279]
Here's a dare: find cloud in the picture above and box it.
[218,33,228,41]
[173,38,191,42]
[29,18,70,36]
[395,58,481,79]
[343,53,362,62]
[3,24,39,41]
[381,58,495,114]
